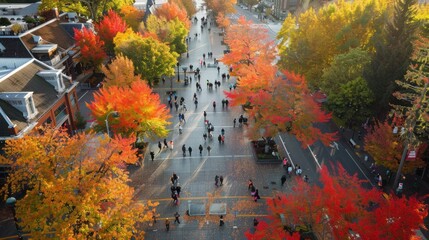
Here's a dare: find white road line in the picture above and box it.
[278,134,295,168]
[78,90,90,101]
[307,145,322,169]
[155,154,252,161]
[345,149,374,186]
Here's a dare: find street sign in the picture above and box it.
[407,150,416,160]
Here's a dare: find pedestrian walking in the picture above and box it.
[221,135,225,143]
[172,193,179,205]
[221,128,225,136]
[303,175,309,182]
[165,219,170,231]
[174,212,181,224]
[176,184,181,197]
[188,146,193,156]
[217,66,220,74]
[250,185,256,196]
[207,145,211,155]
[283,157,288,168]
[150,151,155,161]
[182,144,186,156]
[164,138,168,149]
[295,166,302,176]
[204,111,207,120]
[169,140,174,151]
[170,184,176,195]
[218,134,222,143]
[219,215,224,226]
[215,175,219,186]
[233,118,236,127]
[203,133,207,141]
[287,165,293,176]
[158,141,162,152]
[220,175,224,186]
[213,101,216,110]
[254,189,261,202]
[281,175,287,186]
[179,124,183,134]
[199,144,203,155]
[253,218,259,227]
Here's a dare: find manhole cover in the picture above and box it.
[188,203,206,216]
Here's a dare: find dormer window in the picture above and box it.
[37,70,65,93]
[0,92,38,120]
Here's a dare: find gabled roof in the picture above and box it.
[21,17,76,50]
[0,37,32,58]
[0,99,27,137]
[0,59,74,138]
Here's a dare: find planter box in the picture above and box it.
[251,140,281,163]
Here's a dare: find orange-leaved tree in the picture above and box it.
[205,0,236,17]
[169,0,196,17]
[216,12,231,31]
[95,10,127,54]
[155,2,190,29]
[246,165,427,240]
[101,54,141,87]
[74,27,107,70]
[120,5,144,31]
[222,17,335,146]
[364,120,426,173]
[0,127,158,239]
[87,80,171,139]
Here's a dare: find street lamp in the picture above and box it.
[176,63,180,81]
[105,111,119,138]
[6,197,23,240]
[393,81,428,191]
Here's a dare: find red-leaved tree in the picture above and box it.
[74,27,107,70]
[245,165,427,240]
[95,10,127,54]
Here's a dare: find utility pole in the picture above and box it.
[393,81,428,190]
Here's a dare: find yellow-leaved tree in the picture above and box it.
[101,54,141,88]
[0,127,158,239]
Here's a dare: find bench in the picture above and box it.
[349,138,357,148]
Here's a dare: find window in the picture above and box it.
[69,93,76,107]
[54,103,67,123]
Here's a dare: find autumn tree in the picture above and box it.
[0,127,158,239]
[155,2,190,29]
[222,17,335,146]
[87,80,171,139]
[205,0,236,17]
[246,165,427,240]
[364,120,426,173]
[95,10,127,54]
[101,54,141,87]
[216,12,231,30]
[145,15,188,54]
[392,35,429,141]
[277,0,390,88]
[114,29,178,84]
[120,5,144,31]
[74,28,107,70]
[169,0,196,17]
[39,0,134,20]
[364,0,419,114]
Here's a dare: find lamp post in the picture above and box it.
[176,62,180,81]
[105,111,119,138]
[393,81,428,191]
[6,197,23,240]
